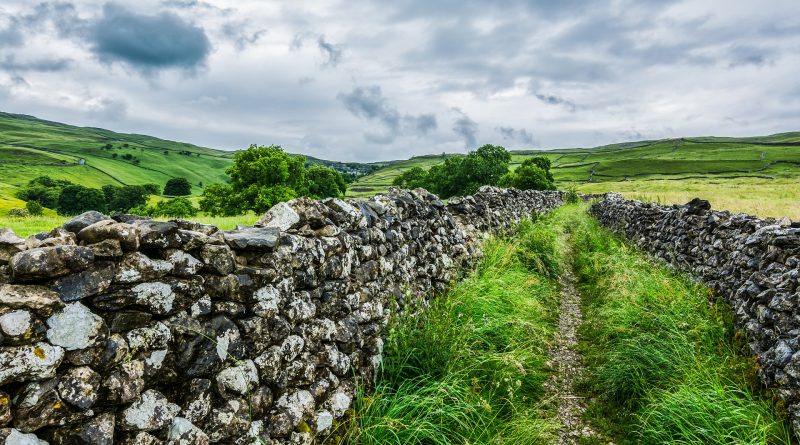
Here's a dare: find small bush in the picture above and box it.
[25,201,44,216]
[132,197,198,218]
[6,208,30,218]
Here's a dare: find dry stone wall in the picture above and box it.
[591,193,800,429]
[0,187,565,445]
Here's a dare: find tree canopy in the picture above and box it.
[163,177,192,196]
[392,144,516,198]
[14,175,155,216]
[199,145,348,216]
[499,157,556,191]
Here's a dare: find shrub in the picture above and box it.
[133,197,198,218]
[499,157,555,191]
[15,176,72,208]
[6,208,30,218]
[25,201,44,216]
[103,185,150,213]
[56,185,107,215]
[163,177,192,196]
[306,165,346,198]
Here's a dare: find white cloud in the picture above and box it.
[0,0,797,161]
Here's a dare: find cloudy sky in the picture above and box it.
[1,1,798,161]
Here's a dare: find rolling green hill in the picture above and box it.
[1,110,798,230]
[0,112,381,213]
[346,134,800,220]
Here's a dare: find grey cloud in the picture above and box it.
[0,2,85,49]
[289,32,311,50]
[222,23,267,50]
[317,35,342,67]
[162,0,235,13]
[22,2,86,38]
[0,55,72,72]
[0,25,23,47]
[338,85,437,144]
[406,113,437,134]
[534,93,577,112]
[86,96,128,121]
[452,109,478,149]
[89,4,210,72]
[728,45,772,68]
[497,126,536,146]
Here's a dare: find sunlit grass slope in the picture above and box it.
[347,134,800,218]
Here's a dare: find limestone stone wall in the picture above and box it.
[0,187,565,445]
[591,193,800,429]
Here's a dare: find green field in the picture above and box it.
[1,110,798,236]
[347,136,800,219]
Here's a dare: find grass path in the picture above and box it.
[570,205,793,444]
[339,204,791,444]
[543,250,606,444]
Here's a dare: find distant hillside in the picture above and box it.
[0,112,380,211]
[346,133,800,197]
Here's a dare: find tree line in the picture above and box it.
[392,144,555,198]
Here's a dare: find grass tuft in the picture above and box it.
[343,211,569,444]
[571,207,792,444]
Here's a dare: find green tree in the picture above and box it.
[164,177,192,196]
[499,157,555,191]
[15,176,73,209]
[133,197,198,218]
[199,184,244,217]
[25,201,44,216]
[200,145,309,215]
[103,185,150,213]
[142,183,161,195]
[306,165,347,198]
[392,167,429,190]
[56,185,107,215]
[423,144,512,198]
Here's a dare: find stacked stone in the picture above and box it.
[591,193,800,430]
[0,187,565,444]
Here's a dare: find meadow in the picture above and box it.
[347,135,800,219]
[1,110,798,236]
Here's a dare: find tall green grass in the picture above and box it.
[344,212,568,444]
[571,209,792,444]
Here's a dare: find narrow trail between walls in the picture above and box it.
[544,246,608,445]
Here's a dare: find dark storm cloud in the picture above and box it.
[338,85,437,143]
[452,109,478,149]
[317,35,342,67]
[88,4,210,72]
[497,126,536,146]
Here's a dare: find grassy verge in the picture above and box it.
[0,212,259,237]
[342,211,570,444]
[571,208,792,444]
